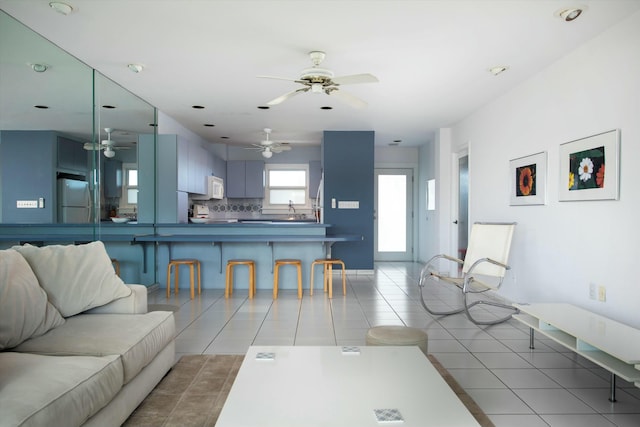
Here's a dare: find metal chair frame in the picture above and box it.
[418,222,518,325]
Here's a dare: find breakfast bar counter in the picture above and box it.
[0,222,362,293]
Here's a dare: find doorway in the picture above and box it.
[374,168,413,261]
[453,153,469,266]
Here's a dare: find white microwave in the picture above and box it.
[193,176,224,200]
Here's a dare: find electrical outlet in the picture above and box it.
[589,283,596,300]
[598,285,606,302]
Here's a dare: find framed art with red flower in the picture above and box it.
[559,129,620,201]
[510,151,547,206]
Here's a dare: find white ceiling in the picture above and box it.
[1,0,639,148]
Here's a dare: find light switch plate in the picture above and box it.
[338,201,359,209]
[16,200,38,208]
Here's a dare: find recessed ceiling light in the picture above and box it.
[556,7,584,22]
[102,105,116,109]
[320,106,333,110]
[49,2,73,15]
[204,123,215,127]
[34,105,49,109]
[30,63,48,72]
[127,63,143,73]
[192,105,205,109]
[489,66,509,76]
[257,106,270,110]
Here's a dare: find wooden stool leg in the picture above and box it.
[225,264,232,298]
[166,263,172,299]
[341,262,346,295]
[189,263,195,299]
[251,264,256,298]
[196,261,201,296]
[328,263,333,299]
[310,262,316,296]
[273,264,279,299]
[296,263,302,299]
[174,264,180,295]
[323,263,329,293]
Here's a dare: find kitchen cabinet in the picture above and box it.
[226,160,264,198]
[103,159,122,198]
[57,136,88,175]
[188,144,211,195]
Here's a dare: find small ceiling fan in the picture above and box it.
[258,51,378,109]
[83,128,135,158]
[244,128,292,158]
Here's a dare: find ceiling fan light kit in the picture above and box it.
[83,127,134,157]
[259,50,378,109]
[245,128,292,158]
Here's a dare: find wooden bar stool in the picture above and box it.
[225,259,256,299]
[110,258,120,277]
[310,258,346,298]
[166,259,201,299]
[273,259,302,299]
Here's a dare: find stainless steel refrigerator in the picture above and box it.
[57,178,90,223]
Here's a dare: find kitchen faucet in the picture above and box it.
[288,200,296,214]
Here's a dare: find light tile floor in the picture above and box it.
[149,261,640,427]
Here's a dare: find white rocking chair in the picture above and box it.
[418,222,517,325]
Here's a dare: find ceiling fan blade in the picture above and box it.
[257,75,298,82]
[266,88,308,106]
[83,142,101,151]
[331,73,379,85]
[272,145,292,153]
[329,89,368,109]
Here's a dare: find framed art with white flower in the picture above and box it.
[510,151,547,206]
[559,129,620,201]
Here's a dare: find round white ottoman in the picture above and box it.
[365,325,429,355]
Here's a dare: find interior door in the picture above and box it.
[453,153,469,267]
[374,168,413,261]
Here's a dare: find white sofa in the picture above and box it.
[0,242,176,427]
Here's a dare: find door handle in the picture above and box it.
[453,220,458,224]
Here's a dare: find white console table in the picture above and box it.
[216,346,480,427]
[513,303,640,402]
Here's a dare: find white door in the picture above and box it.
[374,169,413,261]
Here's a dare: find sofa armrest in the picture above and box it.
[84,284,148,314]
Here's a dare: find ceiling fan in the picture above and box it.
[83,128,135,158]
[244,128,292,158]
[258,51,378,109]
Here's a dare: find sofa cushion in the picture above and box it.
[12,241,132,317]
[0,249,65,351]
[0,352,123,427]
[14,311,175,384]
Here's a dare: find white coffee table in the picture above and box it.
[216,346,480,427]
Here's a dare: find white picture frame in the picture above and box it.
[509,151,547,206]
[559,129,620,201]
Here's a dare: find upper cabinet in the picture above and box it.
[226,160,264,198]
[57,136,88,175]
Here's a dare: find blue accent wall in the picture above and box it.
[0,131,56,223]
[323,131,374,269]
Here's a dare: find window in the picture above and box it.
[121,163,138,208]
[264,163,310,211]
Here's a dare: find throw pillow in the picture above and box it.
[13,241,132,317]
[0,249,65,350]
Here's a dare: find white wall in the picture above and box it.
[449,11,640,327]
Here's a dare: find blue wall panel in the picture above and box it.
[0,131,56,223]
[323,131,374,269]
